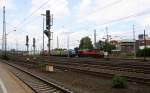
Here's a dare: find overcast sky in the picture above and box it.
[0,0,150,51]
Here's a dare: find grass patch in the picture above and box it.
[112,75,127,88]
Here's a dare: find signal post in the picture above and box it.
[44,10,54,72]
[44,10,53,56]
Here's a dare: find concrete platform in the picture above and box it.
[0,62,34,93]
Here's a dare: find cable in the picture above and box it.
[15,0,122,31]
[13,0,51,30]
[94,0,123,11]
[94,8,150,27]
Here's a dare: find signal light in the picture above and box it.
[46,10,50,30]
[26,35,29,46]
[33,38,35,47]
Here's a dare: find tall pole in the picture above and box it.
[133,25,136,58]
[42,16,45,55]
[106,26,109,60]
[57,36,59,49]
[48,29,51,55]
[49,14,53,56]
[67,33,70,50]
[144,30,146,61]
[94,29,96,48]
[2,6,7,57]
[16,40,18,51]
[67,33,70,57]
[2,7,5,52]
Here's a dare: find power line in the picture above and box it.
[94,0,123,11]
[99,8,150,26]
[12,0,51,30]
[8,0,123,32]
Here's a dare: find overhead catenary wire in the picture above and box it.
[12,0,51,30]
[97,8,150,26]
[4,0,150,32]
[94,0,123,11]
[8,0,123,33]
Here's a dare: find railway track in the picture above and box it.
[9,56,150,75]
[7,56,150,85]
[3,61,72,93]
[33,57,150,74]
[6,59,150,86]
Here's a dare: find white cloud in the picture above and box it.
[77,0,92,18]
[7,24,43,50]
[4,0,150,50]
[30,0,70,19]
[52,27,94,49]
[0,0,16,10]
[136,14,150,27]
[77,0,150,25]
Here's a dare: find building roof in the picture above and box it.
[120,39,135,42]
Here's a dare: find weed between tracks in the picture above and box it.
[112,75,127,88]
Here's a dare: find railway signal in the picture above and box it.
[26,35,29,54]
[44,30,50,37]
[33,38,36,55]
[44,10,53,55]
[33,38,35,47]
[46,10,50,30]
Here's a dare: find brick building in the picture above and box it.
[138,34,150,49]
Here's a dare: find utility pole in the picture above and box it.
[67,33,70,50]
[106,26,109,60]
[16,41,19,55]
[94,29,96,48]
[144,30,146,61]
[2,6,7,57]
[57,36,59,49]
[41,14,45,55]
[67,33,70,57]
[2,7,4,54]
[133,25,136,59]
[16,40,18,51]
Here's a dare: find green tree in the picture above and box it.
[95,40,116,53]
[95,40,105,49]
[136,48,150,57]
[79,36,93,50]
[103,42,116,53]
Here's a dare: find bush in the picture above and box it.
[136,48,150,57]
[1,55,9,60]
[112,75,127,88]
